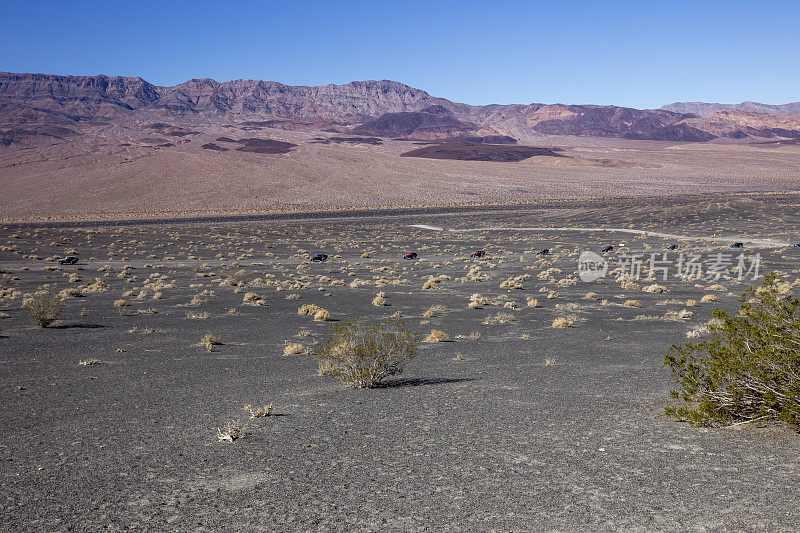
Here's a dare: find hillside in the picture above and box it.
[3,72,800,145]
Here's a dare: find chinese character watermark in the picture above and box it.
[578,251,761,282]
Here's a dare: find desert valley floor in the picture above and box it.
[2,126,800,223]
[1,194,800,530]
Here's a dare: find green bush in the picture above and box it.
[315,317,418,389]
[22,290,64,327]
[664,273,800,427]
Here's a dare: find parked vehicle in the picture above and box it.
[536,249,550,256]
[58,256,78,265]
[729,242,744,248]
[309,253,328,262]
[667,244,678,250]
[470,250,485,257]
[404,253,418,260]
[601,245,614,253]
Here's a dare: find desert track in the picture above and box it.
[411,225,794,248]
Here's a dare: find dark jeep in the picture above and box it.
[470,250,485,258]
[404,253,418,260]
[58,256,79,265]
[309,253,328,262]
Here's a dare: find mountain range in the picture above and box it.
[2,72,800,146]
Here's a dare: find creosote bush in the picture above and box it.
[22,290,64,327]
[314,317,418,389]
[664,273,800,427]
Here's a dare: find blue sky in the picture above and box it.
[1,0,798,109]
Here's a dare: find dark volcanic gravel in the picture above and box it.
[1,196,800,530]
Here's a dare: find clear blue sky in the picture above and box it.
[1,0,798,109]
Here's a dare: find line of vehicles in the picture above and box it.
[306,241,780,263]
[49,239,788,267]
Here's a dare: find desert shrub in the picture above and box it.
[243,403,274,418]
[298,304,322,315]
[664,273,800,427]
[202,333,222,352]
[217,420,245,442]
[551,315,577,328]
[283,342,307,355]
[642,284,669,294]
[22,290,64,327]
[314,317,418,389]
[313,308,331,321]
[113,298,128,317]
[424,329,449,342]
[483,312,515,325]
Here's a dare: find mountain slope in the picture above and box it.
[2,71,800,143]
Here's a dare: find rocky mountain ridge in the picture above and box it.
[2,72,800,144]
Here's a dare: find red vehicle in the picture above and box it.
[404,253,418,260]
[470,250,485,258]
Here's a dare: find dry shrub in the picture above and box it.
[22,291,64,327]
[243,403,274,418]
[700,294,718,303]
[484,312,515,325]
[111,298,127,317]
[202,333,222,352]
[58,287,83,299]
[686,299,698,307]
[372,295,387,306]
[642,284,669,294]
[78,358,101,366]
[217,420,245,442]
[623,299,642,308]
[469,330,482,340]
[500,274,530,290]
[314,317,417,388]
[584,292,598,300]
[313,309,331,322]
[423,304,447,318]
[298,304,323,315]
[424,329,449,342]
[551,315,577,328]
[283,342,307,356]
[422,275,450,290]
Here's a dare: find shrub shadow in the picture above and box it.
[376,377,475,388]
[50,323,106,329]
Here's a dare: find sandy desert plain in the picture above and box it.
[1,190,800,531]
